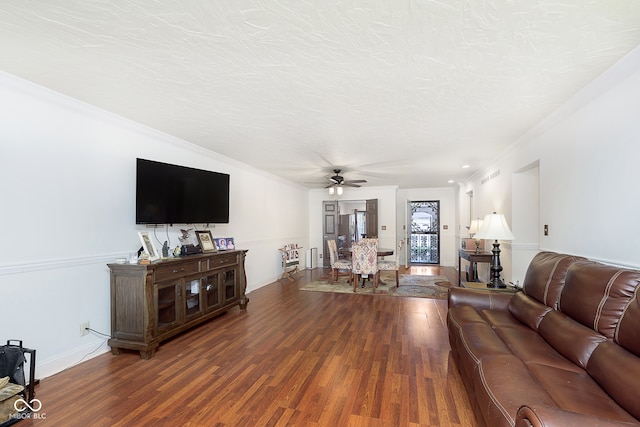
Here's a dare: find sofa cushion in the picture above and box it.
[522,252,586,309]
[527,362,638,423]
[617,284,640,356]
[473,355,556,427]
[508,292,551,331]
[560,262,640,341]
[587,340,640,421]
[538,310,606,369]
[494,327,583,373]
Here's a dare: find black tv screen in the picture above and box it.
[136,158,230,224]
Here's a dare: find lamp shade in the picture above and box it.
[474,212,515,241]
[468,219,483,235]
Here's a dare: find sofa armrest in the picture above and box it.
[448,287,513,311]
[516,405,639,427]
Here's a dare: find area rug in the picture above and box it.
[299,272,453,299]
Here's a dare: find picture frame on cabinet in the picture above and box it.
[196,230,217,253]
[216,238,227,250]
[138,231,159,261]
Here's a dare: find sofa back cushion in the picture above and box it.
[508,292,551,331]
[560,262,640,345]
[522,252,586,309]
[538,310,606,369]
[587,341,640,421]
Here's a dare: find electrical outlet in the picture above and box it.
[80,321,90,337]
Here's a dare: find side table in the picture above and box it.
[458,249,493,285]
[461,281,519,293]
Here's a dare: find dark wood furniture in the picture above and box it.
[341,247,394,257]
[107,250,248,359]
[458,249,492,285]
[460,280,518,293]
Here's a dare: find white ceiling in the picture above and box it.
[2,1,640,188]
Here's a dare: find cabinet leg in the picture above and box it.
[139,349,155,359]
[110,347,121,356]
[239,297,250,310]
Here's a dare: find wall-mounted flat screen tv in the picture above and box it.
[136,158,230,224]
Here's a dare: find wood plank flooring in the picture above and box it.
[20,266,477,426]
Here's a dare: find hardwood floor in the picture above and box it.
[22,266,476,426]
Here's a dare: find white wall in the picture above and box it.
[0,72,309,378]
[460,46,640,283]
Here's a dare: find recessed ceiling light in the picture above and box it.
[448,180,454,184]
[462,164,470,169]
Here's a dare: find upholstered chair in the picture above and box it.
[351,239,379,293]
[327,239,352,283]
[377,240,404,287]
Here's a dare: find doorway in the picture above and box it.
[322,199,378,267]
[408,201,440,264]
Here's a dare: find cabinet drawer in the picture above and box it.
[208,253,238,269]
[154,261,199,282]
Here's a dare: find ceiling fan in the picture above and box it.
[325,169,367,188]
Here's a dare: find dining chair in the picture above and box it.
[351,239,379,293]
[377,240,404,287]
[327,239,352,283]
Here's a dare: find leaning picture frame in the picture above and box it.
[138,231,159,261]
[196,230,217,253]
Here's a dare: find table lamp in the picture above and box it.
[473,212,515,288]
[468,218,483,253]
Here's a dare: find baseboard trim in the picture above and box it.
[37,339,110,380]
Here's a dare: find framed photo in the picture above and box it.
[138,231,159,261]
[216,238,227,250]
[196,230,217,253]
[226,238,235,250]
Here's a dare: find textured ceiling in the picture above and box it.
[2,1,640,188]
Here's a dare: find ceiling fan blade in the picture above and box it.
[344,179,367,184]
[342,183,361,188]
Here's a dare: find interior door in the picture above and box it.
[365,199,378,238]
[322,201,338,267]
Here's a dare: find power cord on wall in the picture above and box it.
[61,326,113,371]
[85,327,111,339]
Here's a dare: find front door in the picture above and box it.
[408,200,440,264]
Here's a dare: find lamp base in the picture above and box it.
[486,279,507,289]
[487,239,507,288]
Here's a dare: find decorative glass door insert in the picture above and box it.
[409,201,440,264]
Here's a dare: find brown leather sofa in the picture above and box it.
[447,251,640,427]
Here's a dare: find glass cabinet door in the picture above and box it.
[156,280,180,333]
[184,278,202,320]
[202,273,221,312]
[222,268,238,304]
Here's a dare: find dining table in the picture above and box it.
[340,247,394,257]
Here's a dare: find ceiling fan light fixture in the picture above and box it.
[329,186,335,195]
[337,185,343,195]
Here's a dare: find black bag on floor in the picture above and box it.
[0,340,36,426]
[0,344,26,389]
